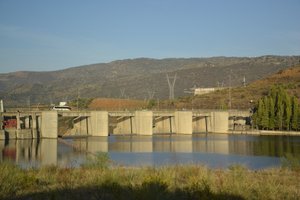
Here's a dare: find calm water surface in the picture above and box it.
[1,134,300,169]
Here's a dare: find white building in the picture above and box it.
[194,87,226,95]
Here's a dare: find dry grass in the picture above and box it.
[1,162,299,200]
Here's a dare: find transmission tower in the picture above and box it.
[166,73,177,100]
[120,88,126,98]
[242,76,246,87]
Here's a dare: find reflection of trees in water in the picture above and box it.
[228,135,300,157]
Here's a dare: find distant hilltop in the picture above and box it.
[0,55,299,106]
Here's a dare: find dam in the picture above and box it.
[0,110,250,139]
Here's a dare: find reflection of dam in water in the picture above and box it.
[0,139,58,166]
[73,135,231,154]
[1,135,300,168]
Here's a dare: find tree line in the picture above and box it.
[252,85,299,131]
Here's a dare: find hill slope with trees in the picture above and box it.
[0,55,299,107]
[157,64,300,110]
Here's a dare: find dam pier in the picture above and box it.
[0,110,250,139]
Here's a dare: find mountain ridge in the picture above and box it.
[1,55,299,106]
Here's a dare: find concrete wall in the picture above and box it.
[153,116,174,134]
[31,113,38,138]
[72,116,89,135]
[41,111,58,138]
[16,129,32,139]
[174,111,193,134]
[89,111,109,136]
[192,116,208,133]
[112,116,134,134]
[1,110,237,139]
[210,111,229,133]
[0,113,4,140]
[135,111,153,135]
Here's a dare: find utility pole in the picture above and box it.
[166,73,177,100]
[0,99,4,112]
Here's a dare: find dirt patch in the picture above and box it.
[88,98,147,110]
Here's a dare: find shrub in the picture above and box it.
[81,152,110,169]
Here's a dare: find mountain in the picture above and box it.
[173,64,300,110]
[0,55,299,106]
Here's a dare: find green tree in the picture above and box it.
[283,94,292,130]
[253,85,297,131]
[261,96,269,129]
[69,98,93,109]
[269,85,277,100]
[274,86,284,130]
[276,100,284,130]
[291,96,299,131]
[268,97,275,130]
[255,99,264,129]
[147,99,156,109]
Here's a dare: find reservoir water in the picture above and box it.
[1,134,300,169]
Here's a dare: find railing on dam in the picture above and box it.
[0,110,251,140]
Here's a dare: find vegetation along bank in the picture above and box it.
[1,154,300,200]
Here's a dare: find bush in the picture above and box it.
[81,152,110,169]
[281,153,300,171]
[0,162,36,199]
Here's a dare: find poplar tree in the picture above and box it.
[269,97,275,130]
[261,96,269,129]
[291,96,299,130]
[274,86,284,130]
[276,102,284,130]
[255,99,264,129]
[283,94,292,130]
[253,85,298,131]
[269,85,277,100]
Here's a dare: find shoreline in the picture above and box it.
[228,130,300,136]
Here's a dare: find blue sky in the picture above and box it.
[0,0,299,73]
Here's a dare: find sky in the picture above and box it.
[0,0,300,73]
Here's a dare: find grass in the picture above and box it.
[0,159,299,200]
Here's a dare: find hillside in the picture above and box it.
[0,55,299,106]
[169,64,300,110]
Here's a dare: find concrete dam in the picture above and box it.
[0,110,250,139]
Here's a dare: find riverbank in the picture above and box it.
[229,129,300,136]
[1,161,299,200]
